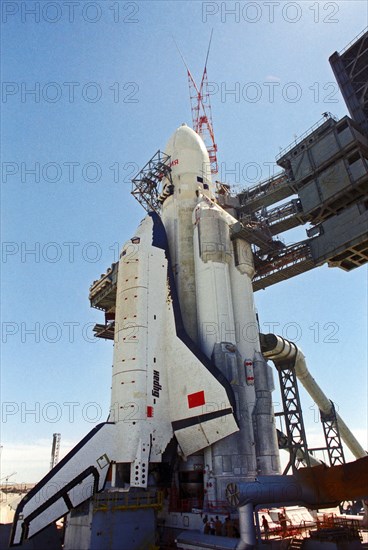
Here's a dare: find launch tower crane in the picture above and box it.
[175,30,218,174]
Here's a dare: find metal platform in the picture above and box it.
[253,242,315,292]
[230,220,283,254]
[309,200,368,270]
[234,112,368,289]
[89,263,118,312]
[277,115,368,224]
[260,199,305,236]
[92,322,115,340]
[237,172,293,213]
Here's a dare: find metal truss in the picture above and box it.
[320,401,345,466]
[131,150,172,214]
[276,361,311,474]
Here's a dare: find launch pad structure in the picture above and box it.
[10,27,368,550]
[91,28,368,319]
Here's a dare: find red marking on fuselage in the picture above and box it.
[188,390,205,409]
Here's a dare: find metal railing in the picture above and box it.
[93,490,163,512]
[239,171,288,204]
[339,27,368,55]
[276,113,338,161]
[253,241,312,279]
[266,199,302,226]
[313,514,363,541]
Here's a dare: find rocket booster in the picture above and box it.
[161,125,280,499]
[11,125,280,546]
[161,123,215,342]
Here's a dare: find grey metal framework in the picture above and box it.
[320,401,345,466]
[237,172,291,212]
[276,362,311,474]
[252,241,315,292]
[277,373,345,469]
[131,150,172,213]
[264,199,304,236]
[330,28,368,135]
[275,113,338,161]
[230,219,280,254]
[241,113,368,290]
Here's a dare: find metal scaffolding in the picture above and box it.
[131,150,172,214]
[320,401,346,466]
[330,28,368,134]
[276,363,311,474]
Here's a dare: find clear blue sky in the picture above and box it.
[1,1,367,482]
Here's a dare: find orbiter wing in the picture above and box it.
[11,423,116,545]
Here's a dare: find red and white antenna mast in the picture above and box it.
[175,31,218,175]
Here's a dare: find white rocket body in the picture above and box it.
[160,125,280,500]
[161,124,214,342]
[11,125,280,546]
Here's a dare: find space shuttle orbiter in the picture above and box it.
[11,124,280,546]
